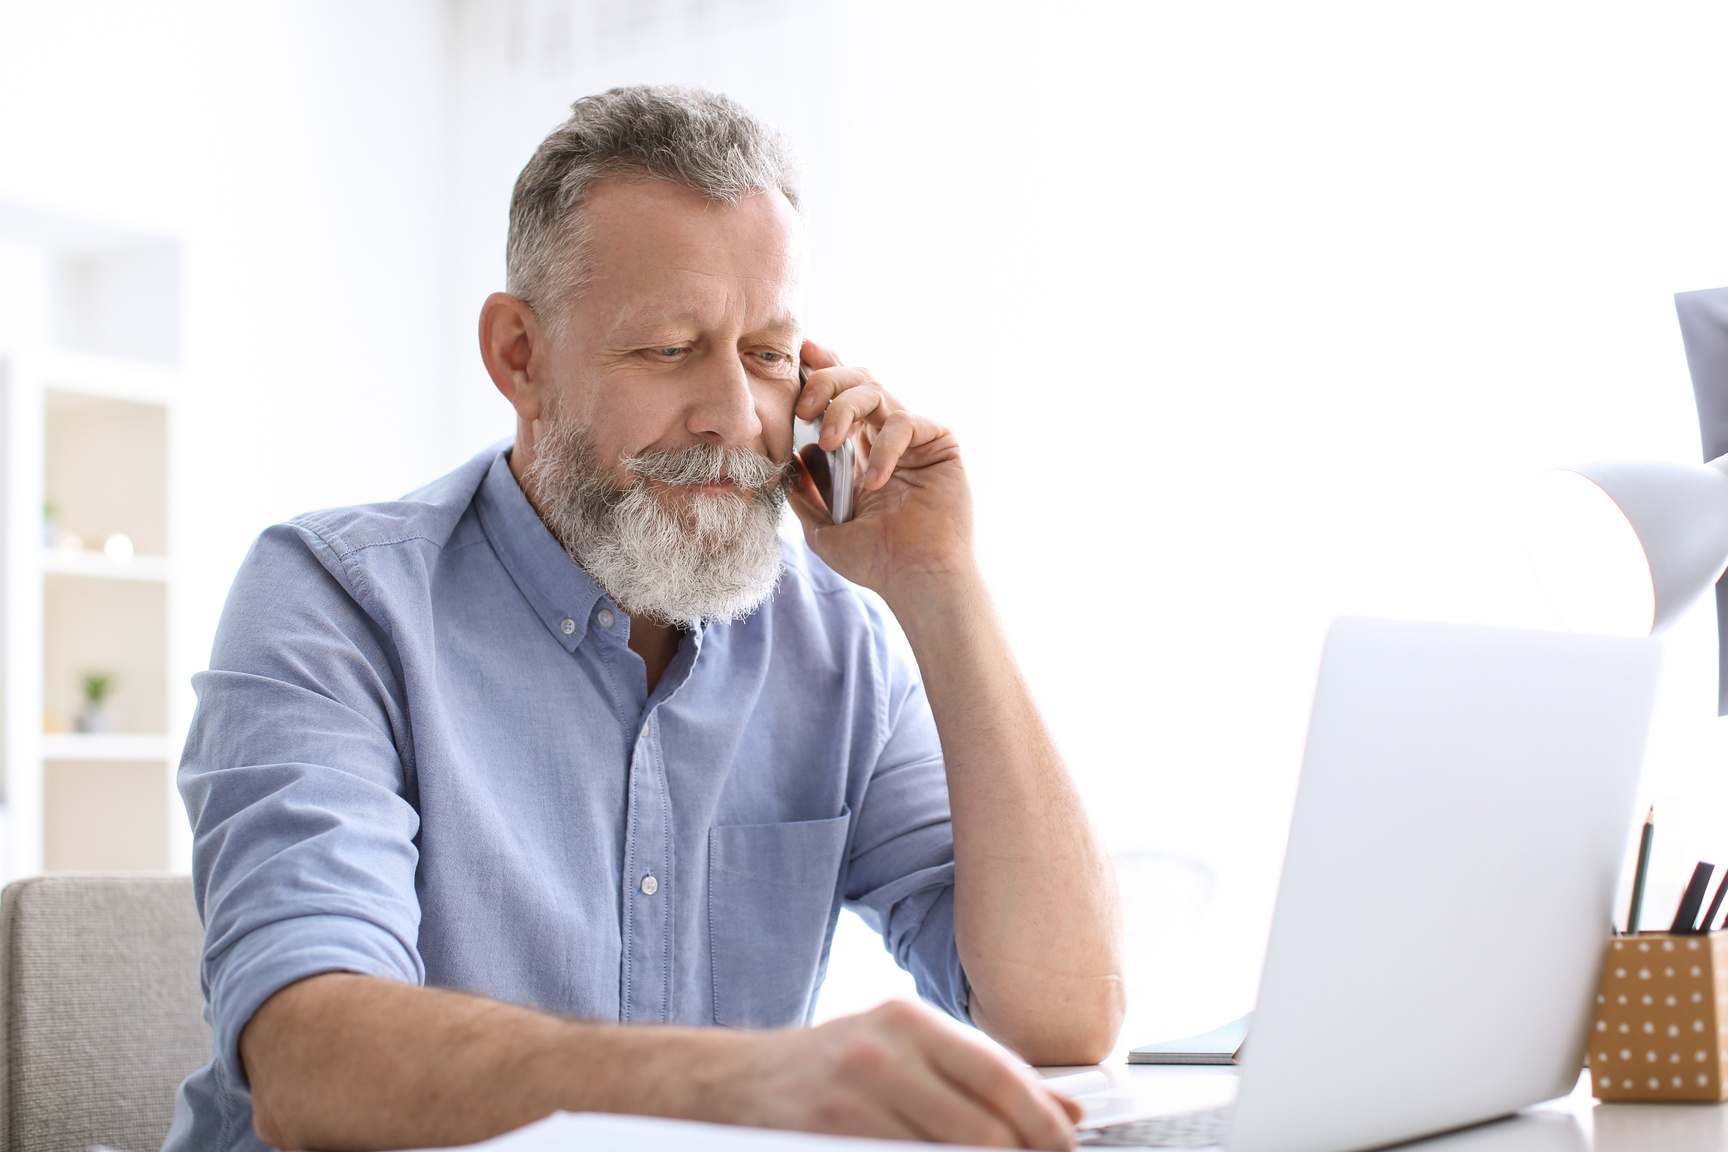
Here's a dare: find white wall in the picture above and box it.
[7,0,1728,1053]
[441,0,1728,1045]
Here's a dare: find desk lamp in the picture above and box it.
[1530,287,1728,713]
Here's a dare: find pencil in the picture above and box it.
[1671,861,1715,934]
[1701,869,1728,934]
[1627,806,1655,934]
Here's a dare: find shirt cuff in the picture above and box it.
[850,861,971,1025]
[207,913,422,1088]
[898,881,972,1024]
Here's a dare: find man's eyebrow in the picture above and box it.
[610,312,800,342]
[750,315,800,339]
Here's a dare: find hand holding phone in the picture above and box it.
[789,341,975,603]
[793,364,856,523]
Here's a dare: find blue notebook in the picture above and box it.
[1126,1013,1252,1065]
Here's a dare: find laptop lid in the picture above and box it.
[1227,618,1660,1152]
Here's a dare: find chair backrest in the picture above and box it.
[0,876,210,1152]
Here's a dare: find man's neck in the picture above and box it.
[628,617,683,694]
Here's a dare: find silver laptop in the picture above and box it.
[1088,617,1660,1151]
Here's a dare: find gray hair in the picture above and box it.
[506,85,801,323]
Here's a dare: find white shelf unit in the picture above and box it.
[0,210,181,879]
[42,547,170,583]
[41,733,171,761]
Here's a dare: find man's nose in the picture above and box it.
[684,355,762,447]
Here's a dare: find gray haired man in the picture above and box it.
[168,86,1122,1152]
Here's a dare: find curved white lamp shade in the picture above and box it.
[1530,458,1728,637]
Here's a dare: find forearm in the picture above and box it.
[886,573,1125,1065]
[243,973,749,1151]
[242,973,1078,1152]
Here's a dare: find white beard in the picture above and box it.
[520,413,790,627]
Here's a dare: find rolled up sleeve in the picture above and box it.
[843,644,970,1023]
[180,525,426,1087]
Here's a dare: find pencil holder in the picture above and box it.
[1590,932,1728,1102]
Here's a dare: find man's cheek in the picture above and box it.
[758,427,795,467]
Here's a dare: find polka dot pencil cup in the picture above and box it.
[1591,933,1728,1101]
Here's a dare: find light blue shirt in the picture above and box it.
[164,447,966,1152]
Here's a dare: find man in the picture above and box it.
[166,86,1123,1152]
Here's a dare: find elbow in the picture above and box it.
[242,975,343,1151]
[1021,999,1125,1067]
[246,1045,311,1151]
[1083,977,1129,1061]
[1064,1018,1123,1067]
[250,1096,292,1152]
[976,975,1127,1067]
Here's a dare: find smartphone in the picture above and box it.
[793,364,856,523]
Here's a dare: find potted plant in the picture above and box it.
[74,671,116,734]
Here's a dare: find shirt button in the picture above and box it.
[640,875,659,896]
[597,609,615,628]
[560,618,575,635]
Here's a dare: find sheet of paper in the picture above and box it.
[411,1071,1241,1148]
[1070,1071,1239,1129]
[410,1111,989,1152]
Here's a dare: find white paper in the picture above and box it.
[410,1068,1240,1149]
[413,1111,995,1152]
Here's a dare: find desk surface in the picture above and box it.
[1054,1064,1728,1151]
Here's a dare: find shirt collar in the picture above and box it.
[473,449,608,653]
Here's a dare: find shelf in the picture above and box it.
[41,547,169,582]
[42,577,168,734]
[34,347,175,405]
[2,206,182,878]
[41,733,170,761]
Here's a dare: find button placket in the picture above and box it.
[619,715,672,1024]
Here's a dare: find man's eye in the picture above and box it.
[759,351,784,362]
[654,347,686,358]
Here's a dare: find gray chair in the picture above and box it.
[0,876,210,1152]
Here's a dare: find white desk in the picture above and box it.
[1049,1064,1728,1151]
[424,1065,1728,1152]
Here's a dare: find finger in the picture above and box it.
[819,384,890,449]
[870,1002,1074,1150]
[860,411,922,490]
[799,338,844,371]
[918,1030,1075,1151]
[812,1087,927,1144]
[796,364,874,422]
[833,1022,1020,1148]
[874,1065,1021,1148]
[794,341,845,420]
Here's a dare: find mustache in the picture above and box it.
[623,443,790,491]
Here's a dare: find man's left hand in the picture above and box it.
[790,340,973,601]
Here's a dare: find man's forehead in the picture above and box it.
[571,186,799,331]
[582,177,803,257]
[603,296,801,338]
[573,179,803,324]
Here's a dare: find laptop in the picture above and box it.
[1083,617,1660,1151]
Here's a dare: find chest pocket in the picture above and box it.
[708,810,851,1028]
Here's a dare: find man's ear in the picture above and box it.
[479,293,547,422]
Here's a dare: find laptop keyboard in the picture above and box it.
[1078,1105,1233,1147]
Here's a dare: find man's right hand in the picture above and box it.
[245,975,1079,1151]
[712,1000,1080,1149]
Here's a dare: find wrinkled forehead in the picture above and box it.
[577,178,805,330]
